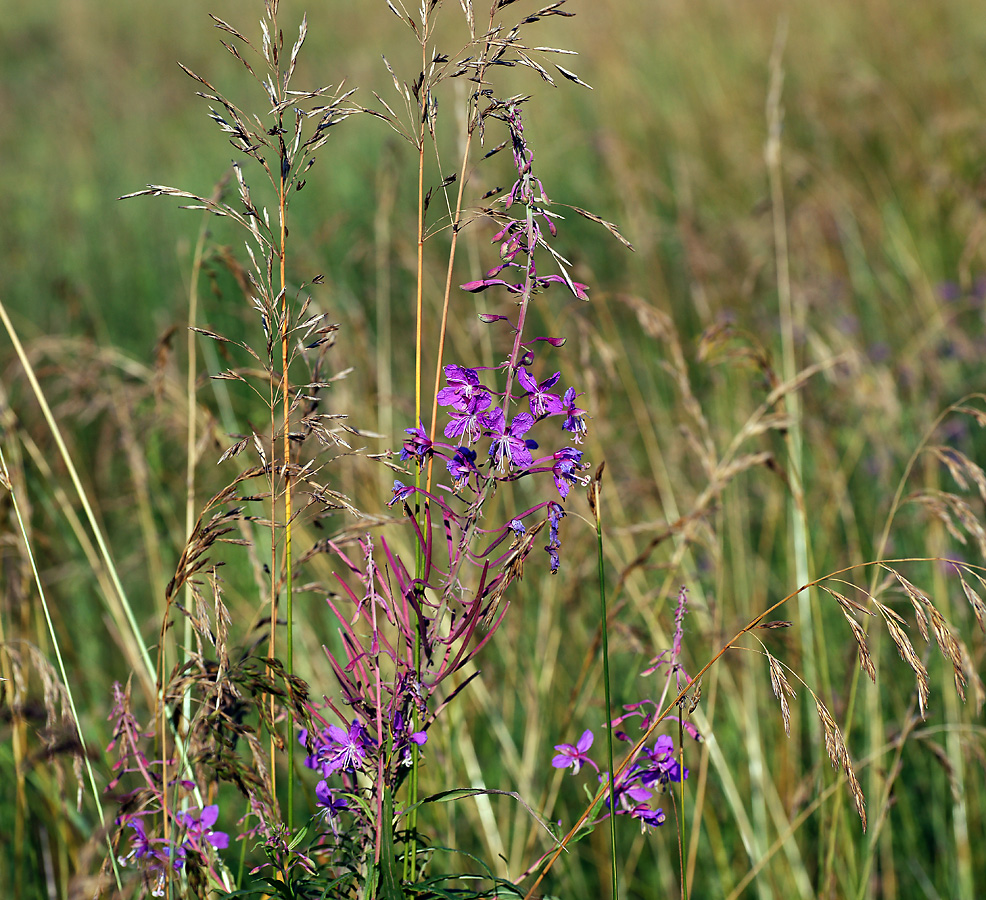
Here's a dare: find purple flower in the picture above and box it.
[315,780,349,815]
[446,446,478,489]
[118,815,187,877]
[177,805,229,851]
[388,480,415,507]
[560,387,587,442]
[517,367,563,418]
[317,720,373,774]
[445,393,495,444]
[486,408,537,470]
[119,818,155,865]
[551,447,585,498]
[613,770,653,809]
[299,726,327,770]
[630,804,666,830]
[639,735,689,788]
[392,710,428,766]
[401,420,433,461]
[314,781,349,837]
[551,729,597,774]
[437,365,489,411]
[508,518,526,537]
[545,545,560,574]
[648,734,675,763]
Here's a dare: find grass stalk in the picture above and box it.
[589,469,619,900]
[407,20,431,882]
[180,202,210,824]
[279,138,295,833]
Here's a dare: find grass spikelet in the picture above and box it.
[872,596,931,716]
[889,567,968,689]
[931,444,986,504]
[765,650,796,736]
[889,568,932,644]
[812,693,866,830]
[957,572,986,634]
[822,586,877,682]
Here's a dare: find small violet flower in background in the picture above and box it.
[177,805,230,851]
[552,729,597,774]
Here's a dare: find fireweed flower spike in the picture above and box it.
[551,597,698,832]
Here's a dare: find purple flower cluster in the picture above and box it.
[117,806,229,896]
[399,363,588,571]
[551,587,701,832]
[551,729,685,832]
[298,708,426,824]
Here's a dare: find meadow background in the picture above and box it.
[2,0,986,897]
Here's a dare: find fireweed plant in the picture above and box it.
[89,1,986,898]
[104,1,633,897]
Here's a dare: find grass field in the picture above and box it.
[2,1,985,898]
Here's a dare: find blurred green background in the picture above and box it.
[3,0,986,897]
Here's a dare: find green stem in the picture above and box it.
[591,470,619,900]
